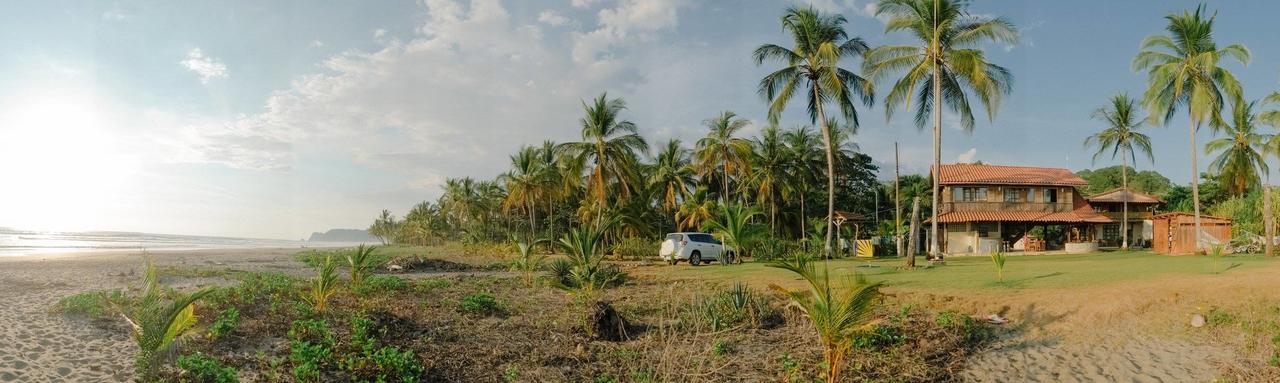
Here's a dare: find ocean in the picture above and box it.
[0,227,367,256]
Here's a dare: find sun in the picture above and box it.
[0,83,138,231]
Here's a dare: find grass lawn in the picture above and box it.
[636,251,1280,291]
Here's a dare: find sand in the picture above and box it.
[0,248,1273,382]
[0,248,312,382]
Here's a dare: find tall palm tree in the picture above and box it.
[1085,93,1155,251]
[749,126,789,234]
[695,111,753,203]
[1133,4,1249,251]
[784,126,825,241]
[500,146,547,238]
[676,187,717,231]
[755,7,874,258]
[864,0,1017,259]
[537,140,565,241]
[648,139,695,230]
[559,92,650,225]
[1264,91,1280,257]
[1206,100,1270,196]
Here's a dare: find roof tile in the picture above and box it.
[935,163,1088,186]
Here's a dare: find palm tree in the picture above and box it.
[755,7,874,258]
[648,139,695,230]
[1084,93,1155,251]
[784,126,824,241]
[768,255,880,383]
[1207,100,1270,197]
[702,203,765,264]
[676,187,717,231]
[864,0,1017,259]
[501,146,547,238]
[368,209,397,245]
[1133,4,1249,251]
[695,111,753,203]
[749,126,789,233]
[559,92,649,225]
[1264,91,1280,257]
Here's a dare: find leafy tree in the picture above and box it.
[701,203,765,264]
[676,187,718,231]
[748,126,789,233]
[783,126,825,241]
[1206,100,1270,196]
[695,111,753,203]
[501,146,549,238]
[755,7,874,258]
[559,93,649,224]
[1076,167,1174,196]
[1085,93,1154,250]
[648,139,695,230]
[864,0,1017,259]
[1134,4,1249,251]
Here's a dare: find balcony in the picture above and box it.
[942,201,1071,213]
[1099,211,1154,221]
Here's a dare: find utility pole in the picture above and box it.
[895,142,902,258]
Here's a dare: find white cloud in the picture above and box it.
[538,10,569,26]
[571,0,687,65]
[956,148,978,163]
[373,28,387,38]
[179,48,228,84]
[309,40,326,48]
[571,0,601,8]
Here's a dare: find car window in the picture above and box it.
[689,234,718,244]
[665,234,682,242]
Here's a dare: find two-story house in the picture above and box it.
[1085,188,1162,248]
[929,164,1113,255]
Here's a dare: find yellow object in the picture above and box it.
[855,239,873,257]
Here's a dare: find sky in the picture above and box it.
[2,0,1279,240]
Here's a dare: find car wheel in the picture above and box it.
[689,251,701,266]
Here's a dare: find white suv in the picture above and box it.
[659,232,733,266]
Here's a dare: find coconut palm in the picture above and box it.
[755,7,874,258]
[1133,4,1249,251]
[864,0,1017,259]
[1084,93,1155,250]
[123,257,214,379]
[501,146,548,237]
[559,92,649,225]
[1264,91,1280,257]
[748,126,789,234]
[1207,100,1270,197]
[768,254,880,383]
[783,126,825,242]
[648,139,695,230]
[676,186,717,231]
[695,111,753,203]
[702,203,765,264]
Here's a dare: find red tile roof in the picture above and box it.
[935,164,1088,187]
[1086,188,1162,204]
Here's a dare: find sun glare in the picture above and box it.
[0,85,138,231]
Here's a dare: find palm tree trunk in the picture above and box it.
[929,54,942,260]
[800,197,807,245]
[1121,154,1129,251]
[1265,176,1274,257]
[723,158,730,204]
[1189,118,1203,253]
[528,199,537,240]
[814,84,835,259]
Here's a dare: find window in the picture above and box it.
[955,187,987,202]
[1102,224,1119,240]
[975,222,998,237]
[1043,188,1058,203]
[1004,188,1027,202]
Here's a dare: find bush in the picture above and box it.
[288,319,334,382]
[353,276,407,296]
[935,311,994,344]
[177,353,238,383]
[610,237,655,260]
[458,294,504,316]
[682,283,780,331]
[232,272,298,305]
[208,308,240,339]
[743,237,799,262]
[415,278,452,292]
[547,259,627,291]
[55,290,124,319]
[341,315,425,382]
[851,324,906,349]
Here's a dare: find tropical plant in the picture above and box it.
[501,145,549,237]
[1206,100,1271,196]
[549,221,627,294]
[695,111,753,203]
[1085,93,1155,250]
[701,203,766,264]
[302,255,340,314]
[1264,91,1280,257]
[559,92,649,224]
[1133,4,1249,251]
[121,257,214,379]
[676,187,718,231]
[768,254,881,383]
[345,244,378,288]
[510,238,548,287]
[990,251,1007,282]
[755,6,874,258]
[864,0,1017,259]
[648,139,695,229]
[783,126,824,241]
[748,126,789,233]
[367,209,397,245]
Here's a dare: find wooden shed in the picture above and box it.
[1152,212,1232,255]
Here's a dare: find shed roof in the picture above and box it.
[1151,212,1233,222]
[1086,187,1163,204]
[935,163,1088,187]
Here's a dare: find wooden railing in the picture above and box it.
[1099,211,1154,220]
[942,201,1071,213]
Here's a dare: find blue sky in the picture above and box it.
[1,0,1278,239]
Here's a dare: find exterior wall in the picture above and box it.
[1153,214,1233,254]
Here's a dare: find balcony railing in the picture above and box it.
[1099,211,1154,221]
[942,201,1071,213]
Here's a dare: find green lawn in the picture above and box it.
[641,251,1280,291]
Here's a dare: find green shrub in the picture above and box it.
[353,276,407,296]
[208,308,241,339]
[935,311,994,344]
[744,237,799,262]
[288,319,334,382]
[458,294,504,316]
[851,324,906,349]
[610,237,655,260]
[1206,307,1235,327]
[682,283,779,331]
[177,353,238,383]
[231,272,298,305]
[712,339,734,356]
[415,278,452,292]
[341,315,424,382]
[55,291,115,319]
